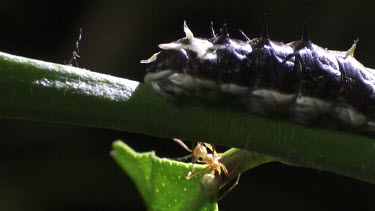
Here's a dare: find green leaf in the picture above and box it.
[111,140,218,211]
[112,140,282,210]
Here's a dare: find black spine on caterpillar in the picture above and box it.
[141,21,375,136]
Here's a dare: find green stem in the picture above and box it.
[220,148,277,177]
[0,52,374,184]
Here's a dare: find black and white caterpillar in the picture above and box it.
[141,21,375,137]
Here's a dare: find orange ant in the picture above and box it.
[173,138,229,179]
[173,138,241,200]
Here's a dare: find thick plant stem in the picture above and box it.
[0,52,374,184]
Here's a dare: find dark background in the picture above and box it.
[1,0,375,210]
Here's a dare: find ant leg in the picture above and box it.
[186,166,211,180]
[220,163,229,176]
[218,174,241,201]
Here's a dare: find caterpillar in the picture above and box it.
[141,21,375,137]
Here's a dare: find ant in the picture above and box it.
[173,138,241,200]
[173,138,228,179]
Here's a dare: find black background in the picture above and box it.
[1,0,375,210]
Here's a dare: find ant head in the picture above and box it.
[193,142,208,162]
